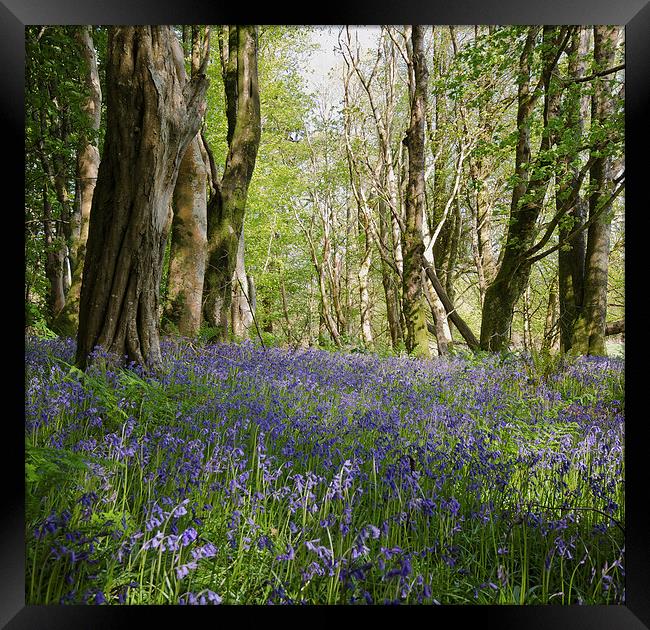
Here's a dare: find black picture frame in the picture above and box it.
[7,1,648,628]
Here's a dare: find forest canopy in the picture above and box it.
[24,25,625,365]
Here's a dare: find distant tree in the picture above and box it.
[25,26,89,327]
[54,26,102,336]
[76,26,208,370]
[556,27,591,353]
[342,34,374,349]
[339,27,405,351]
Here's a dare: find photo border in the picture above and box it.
[7,0,648,627]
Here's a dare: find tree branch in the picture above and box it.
[567,63,625,84]
[423,264,480,350]
[526,180,625,265]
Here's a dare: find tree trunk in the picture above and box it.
[231,228,254,338]
[261,291,274,334]
[76,26,208,370]
[480,27,563,351]
[358,209,374,348]
[522,284,533,352]
[341,57,373,349]
[330,249,348,337]
[542,282,559,352]
[402,25,431,359]
[317,259,341,346]
[605,318,624,336]
[378,197,404,349]
[424,264,480,350]
[164,27,209,337]
[203,26,261,340]
[422,207,453,355]
[423,269,452,355]
[42,189,66,319]
[54,26,102,336]
[164,134,208,336]
[279,276,293,344]
[297,193,342,347]
[558,28,590,353]
[571,26,621,355]
[469,157,497,304]
[34,101,70,325]
[444,199,462,302]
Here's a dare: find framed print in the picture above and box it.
[7,0,649,627]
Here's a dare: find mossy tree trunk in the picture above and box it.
[402,25,431,359]
[571,26,622,355]
[164,134,209,336]
[203,26,261,341]
[557,28,590,353]
[75,26,208,370]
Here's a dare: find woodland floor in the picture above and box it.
[25,337,624,605]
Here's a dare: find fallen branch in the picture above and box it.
[605,319,624,336]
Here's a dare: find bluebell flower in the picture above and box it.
[180,527,198,547]
[176,561,198,579]
[276,544,295,561]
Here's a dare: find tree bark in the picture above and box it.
[557,28,590,353]
[402,25,431,358]
[76,26,208,370]
[231,228,254,338]
[54,26,102,336]
[164,27,210,337]
[571,26,621,355]
[164,134,208,336]
[203,26,261,340]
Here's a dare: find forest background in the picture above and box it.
[24,25,625,362]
